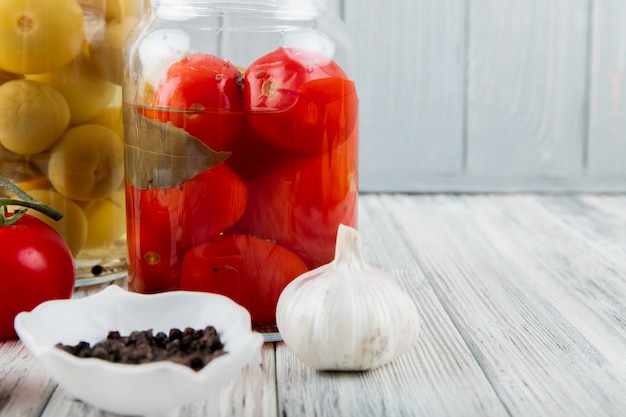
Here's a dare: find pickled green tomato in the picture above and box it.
[78,0,140,21]
[0,80,70,155]
[48,124,124,201]
[123,0,142,18]
[82,189,126,248]
[20,189,88,256]
[89,16,140,85]
[0,0,84,74]
[27,58,118,125]
[88,106,124,140]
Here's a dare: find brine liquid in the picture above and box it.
[124,86,358,332]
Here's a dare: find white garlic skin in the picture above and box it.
[276,225,420,371]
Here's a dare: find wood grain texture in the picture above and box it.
[276,197,509,417]
[343,0,466,191]
[3,195,626,416]
[355,174,626,193]
[182,344,277,417]
[467,0,589,179]
[587,0,626,177]
[39,344,277,417]
[0,340,56,417]
[346,0,626,192]
[384,193,626,416]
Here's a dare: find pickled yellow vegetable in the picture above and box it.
[124,0,142,18]
[21,189,88,256]
[27,58,117,125]
[83,189,126,248]
[0,0,84,74]
[0,80,70,155]
[88,106,124,140]
[79,0,125,21]
[89,16,140,85]
[48,124,124,201]
[0,153,49,193]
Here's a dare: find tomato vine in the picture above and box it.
[0,172,63,225]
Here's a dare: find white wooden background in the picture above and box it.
[343,0,626,192]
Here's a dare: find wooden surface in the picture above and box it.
[2,193,626,417]
[344,0,626,192]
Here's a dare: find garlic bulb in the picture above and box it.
[276,224,420,371]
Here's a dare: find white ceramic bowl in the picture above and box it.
[14,285,264,417]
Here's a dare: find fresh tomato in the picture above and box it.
[0,213,75,339]
[180,234,308,329]
[243,47,358,154]
[152,53,244,151]
[126,163,248,293]
[229,129,358,269]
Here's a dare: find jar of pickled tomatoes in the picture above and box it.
[0,0,142,284]
[123,0,358,336]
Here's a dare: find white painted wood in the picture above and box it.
[466,0,589,179]
[463,195,626,374]
[357,173,626,192]
[4,195,626,416]
[345,0,626,192]
[587,0,626,177]
[40,344,277,417]
[343,0,466,191]
[276,196,509,417]
[182,344,276,417]
[384,194,626,416]
[0,340,56,417]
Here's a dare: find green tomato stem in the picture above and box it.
[0,172,64,226]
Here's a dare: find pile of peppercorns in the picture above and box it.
[56,326,227,371]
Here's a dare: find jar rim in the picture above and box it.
[152,0,329,8]
[153,0,331,20]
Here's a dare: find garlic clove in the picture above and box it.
[276,224,420,371]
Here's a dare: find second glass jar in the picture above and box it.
[0,0,142,285]
[123,0,359,334]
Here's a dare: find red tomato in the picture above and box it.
[153,53,245,151]
[225,126,288,182]
[126,163,248,293]
[243,47,358,154]
[0,214,75,339]
[229,129,358,269]
[180,234,308,329]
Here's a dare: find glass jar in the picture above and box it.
[0,0,142,285]
[123,0,358,336]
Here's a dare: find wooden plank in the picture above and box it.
[39,327,278,417]
[0,284,124,416]
[182,344,277,417]
[579,194,626,224]
[587,0,626,177]
[276,195,509,417]
[512,194,626,348]
[0,281,277,417]
[344,0,465,192]
[529,194,626,260]
[464,195,626,374]
[0,340,56,417]
[358,173,626,193]
[466,0,589,179]
[385,194,626,416]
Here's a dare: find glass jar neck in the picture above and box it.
[148,0,329,18]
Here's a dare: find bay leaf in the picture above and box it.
[124,108,231,189]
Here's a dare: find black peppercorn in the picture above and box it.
[55,326,227,371]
